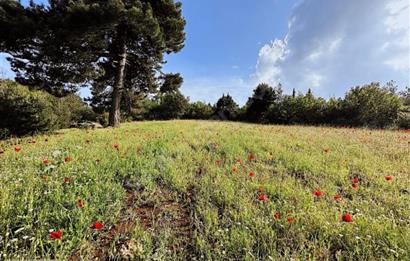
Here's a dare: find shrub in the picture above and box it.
[184,101,213,119]
[0,80,58,136]
[97,112,110,127]
[343,83,402,127]
[397,109,410,129]
[52,94,97,128]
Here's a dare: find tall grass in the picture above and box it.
[0,120,409,259]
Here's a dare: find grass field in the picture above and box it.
[0,120,409,260]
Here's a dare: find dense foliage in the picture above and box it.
[0,80,57,137]
[0,0,186,127]
[134,80,406,129]
[1,79,407,138]
[194,81,405,129]
[0,80,94,138]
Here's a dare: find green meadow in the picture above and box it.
[0,120,409,260]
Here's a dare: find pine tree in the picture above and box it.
[0,0,186,127]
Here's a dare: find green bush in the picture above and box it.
[343,83,402,128]
[0,80,58,136]
[397,109,410,129]
[149,91,189,120]
[96,112,109,127]
[52,94,97,129]
[184,101,213,119]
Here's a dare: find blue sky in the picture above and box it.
[1,0,409,105]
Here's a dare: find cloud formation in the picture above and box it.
[254,0,410,97]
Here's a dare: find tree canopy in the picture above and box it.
[0,0,186,126]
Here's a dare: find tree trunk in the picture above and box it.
[109,38,127,127]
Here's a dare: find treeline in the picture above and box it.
[111,80,410,129]
[1,79,409,138]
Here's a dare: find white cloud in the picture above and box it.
[254,0,410,97]
[253,39,287,86]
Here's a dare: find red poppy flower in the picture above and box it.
[334,194,342,201]
[14,146,21,153]
[259,194,268,202]
[287,217,295,223]
[92,221,104,230]
[77,199,84,208]
[351,177,359,184]
[274,212,280,220]
[215,160,222,166]
[64,156,72,163]
[384,175,393,181]
[352,183,359,190]
[232,167,238,173]
[313,190,322,197]
[248,154,256,161]
[50,230,63,240]
[342,213,353,222]
[113,144,119,150]
[43,159,49,165]
[63,177,70,184]
[236,159,241,164]
[248,172,255,177]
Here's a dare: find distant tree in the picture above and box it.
[52,94,97,129]
[149,91,188,120]
[343,82,402,127]
[323,97,346,125]
[298,89,326,124]
[184,101,213,119]
[245,83,277,122]
[396,86,410,129]
[266,89,326,125]
[159,73,183,94]
[0,0,186,127]
[215,94,239,121]
[274,83,284,101]
[399,86,410,107]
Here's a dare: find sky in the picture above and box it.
[1,0,409,105]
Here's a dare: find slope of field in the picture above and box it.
[0,120,409,260]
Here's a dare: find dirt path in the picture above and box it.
[70,184,196,260]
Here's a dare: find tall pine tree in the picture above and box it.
[0,0,186,127]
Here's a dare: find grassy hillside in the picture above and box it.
[0,121,409,260]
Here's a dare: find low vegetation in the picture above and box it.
[1,121,409,260]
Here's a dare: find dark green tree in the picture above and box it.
[215,94,239,121]
[0,0,186,127]
[184,101,213,119]
[343,82,402,127]
[245,83,277,122]
[149,90,188,120]
[159,73,183,94]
